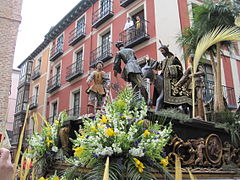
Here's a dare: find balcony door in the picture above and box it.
[34,85,39,104]
[75,49,83,73]
[101,0,110,16]
[52,102,58,123]
[76,17,85,36]
[56,34,63,52]
[101,32,111,58]
[204,64,214,102]
[55,66,61,85]
[73,91,80,116]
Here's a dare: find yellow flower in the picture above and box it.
[105,128,116,136]
[143,130,150,137]
[46,137,54,147]
[54,120,60,126]
[53,176,60,180]
[137,120,144,125]
[97,123,104,129]
[91,126,98,132]
[73,146,84,158]
[38,177,48,180]
[46,126,52,136]
[100,115,109,123]
[160,156,169,168]
[133,158,145,173]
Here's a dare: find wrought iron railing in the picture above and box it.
[47,115,58,124]
[47,74,60,93]
[90,42,112,67]
[66,60,83,81]
[50,44,63,61]
[29,95,38,110]
[69,25,86,46]
[92,1,113,28]
[31,65,41,80]
[120,0,135,7]
[66,106,80,119]
[205,80,237,108]
[18,74,31,88]
[119,19,149,48]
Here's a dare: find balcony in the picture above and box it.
[205,81,237,109]
[66,106,80,120]
[47,74,60,93]
[31,65,41,80]
[18,74,31,88]
[68,25,86,46]
[120,0,135,7]
[47,115,58,124]
[66,61,84,82]
[92,1,114,28]
[29,95,38,110]
[119,19,150,48]
[90,42,113,68]
[49,44,63,61]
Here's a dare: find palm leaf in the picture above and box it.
[13,104,30,180]
[103,157,110,180]
[192,26,240,116]
[187,168,197,180]
[175,155,182,180]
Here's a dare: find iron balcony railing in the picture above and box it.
[47,115,58,124]
[69,25,86,46]
[92,1,113,28]
[66,60,84,82]
[120,0,135,7]
[49,44,63,61]
[66,106,80,119]
[90,42,113,68]
[18,74,31,88]
[119,19,150,48]
[31,65,41,80]
[47,74,60,93]
[29,95,38,110]
[205,80,237,109]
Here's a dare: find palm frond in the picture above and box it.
[175,155,182,180]
[103,157,110,180]
[193,26,240,73]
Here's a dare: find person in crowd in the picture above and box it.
[0,148,13,180]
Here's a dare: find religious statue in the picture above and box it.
[86,61,110,114]
[175,54,205,119]
[195,138,205,165]
[113,41,148,103]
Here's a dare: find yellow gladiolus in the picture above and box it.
[105,128,116,136]
[54,120,60,126]
[97,123,104,129]
[137,120,144,125]
[143,130,150,137]
[160,156,169,168]
[91,126,98,132]
[45,137,54,147]
[133,158,145,173]
[100,115,109,123]
[53,176,60,180]
[73,146,84,158]
[38,177,48,180]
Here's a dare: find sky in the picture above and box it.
[13,0,81,68]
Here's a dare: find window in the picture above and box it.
[73,91,80,116]
[34,85,39,104]
[101,31,111,57]
[76,49,83,71]
[56,34,63,51]
[51,101,58,121]
[203,64,214,102]
[76,16,85,35]
[101,0,111,16]
[55,66,61,84]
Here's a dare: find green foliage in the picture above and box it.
[177,0,240,58]
[67,87,172,179]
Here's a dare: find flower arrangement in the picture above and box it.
[66,87,172,179]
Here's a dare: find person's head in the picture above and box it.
[136,16,140,21]
[115,41,124,50]
[127,16,132,22]
[188,54,194,65]
[96,61,103,70]
[159,45,172,57]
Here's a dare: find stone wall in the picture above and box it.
[0,0,23,122]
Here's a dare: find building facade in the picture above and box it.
[0,0,23,122]
[13,0,240,148]
[7,69,20,141]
